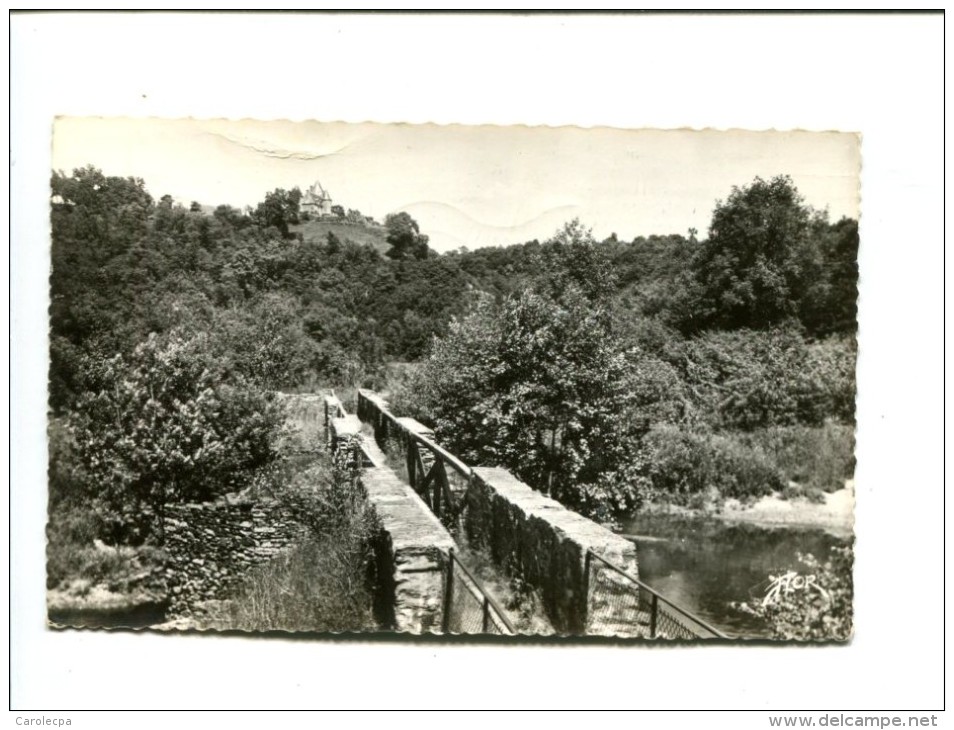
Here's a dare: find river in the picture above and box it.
[48,600,168,629]
[620,513,852,639]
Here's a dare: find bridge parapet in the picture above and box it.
[355,388,643,637]
[467,467,640,636]
[323,394,347,447]
[362,464,455,633]
[326,396,455,633]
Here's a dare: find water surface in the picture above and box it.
[48,601,168,629]
[620,513,851,639]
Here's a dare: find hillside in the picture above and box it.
[290,218,390,254]
[48,168,859,537]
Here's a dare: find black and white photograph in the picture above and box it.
[11,10,944,718]
[46,119,859,641]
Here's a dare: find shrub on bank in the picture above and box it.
[740,421,856,493]
[645,425,785,505]
[69,330,287,544]
[668,328,856,431]
[733,544,854,641]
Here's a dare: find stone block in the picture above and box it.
[468,466,639,636]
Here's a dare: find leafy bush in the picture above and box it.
[48,417,169,591]
[645,425,785,505]
[669,328,856,430]
[69,330,287,544]
[804,336,858,423]
[740,421,856,493]
[625,346,691,428]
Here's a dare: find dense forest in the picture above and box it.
[48,166,858,569]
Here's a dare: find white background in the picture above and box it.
[8,11,947,721]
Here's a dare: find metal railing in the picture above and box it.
[403,429,470,528]
[585,550,729,639]
[355,390,725,639]
[358,391,470,530]
[442,548,516,635]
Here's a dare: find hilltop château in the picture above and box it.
[300,181,334,218]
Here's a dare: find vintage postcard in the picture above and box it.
[46,118,860,640]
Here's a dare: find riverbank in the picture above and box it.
[45,537,169,628]
[47,582,168,629]
[719,481,854,538]
[641,481,855,539]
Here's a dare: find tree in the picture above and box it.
[253,187,302,238]
[70,330,286,544]
[404,222,658,520]
[49,167,156,410]
[800,217,859,336]
[384,211,430,260]
[531,218,617,303]
[683,175,825,331]
[210,293,324,389]
[213,204,248,229]
[413,287,650,520]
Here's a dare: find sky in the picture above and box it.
[53,117,860,253]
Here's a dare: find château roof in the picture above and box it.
[303,180,331,205]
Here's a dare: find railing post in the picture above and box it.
[433,460,443,517]
[406,438,416,490]
[482,595,491,633]
[442,549,455,634]
[323,399,329,448]
[650,593,659,639]
[582,550,591,634]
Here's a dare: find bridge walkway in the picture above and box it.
[358,423,556,636]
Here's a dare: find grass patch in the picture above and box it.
[213,452,377,633]
[290,219,389,254]
[47,503,167,598]
[216,532,375,633]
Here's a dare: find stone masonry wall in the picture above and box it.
[164,494,307,618]
[361,462,455,633]
[466,467,641,637]
[328,394,455,634]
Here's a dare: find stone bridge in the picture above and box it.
[329,389,642,637]
[162,390,653,636]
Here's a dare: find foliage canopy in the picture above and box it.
[70,331,286,543]
[673,175,857,336]
[405,223,671,519]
